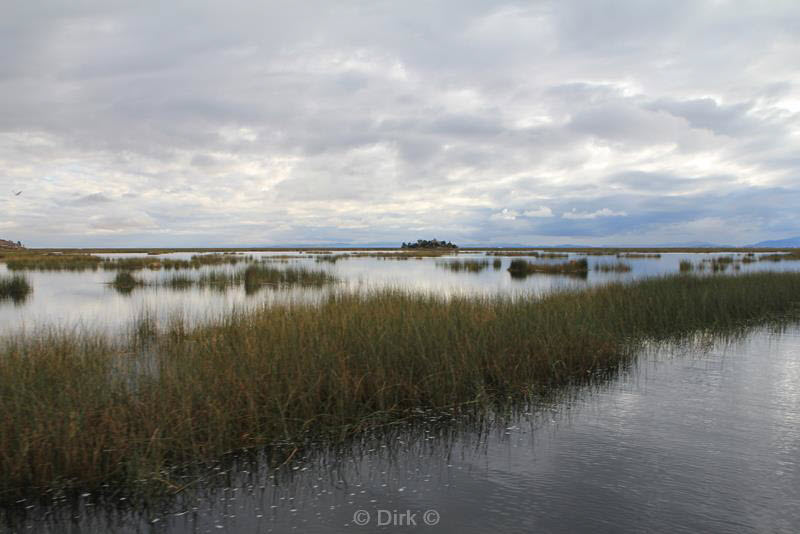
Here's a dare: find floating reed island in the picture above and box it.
[3,272,800,501]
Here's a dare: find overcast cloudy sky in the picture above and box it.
[1,1,799,247]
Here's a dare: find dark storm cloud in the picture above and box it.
[1,0,799,246]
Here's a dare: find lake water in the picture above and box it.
[2,250,800,334]
[2,251,800,533]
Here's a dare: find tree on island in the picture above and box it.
[0,239,24,249]
[401,238,458,249]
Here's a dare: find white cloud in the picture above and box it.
[523,207,554,217]
[489,208,519,221]
[562,208,628,220]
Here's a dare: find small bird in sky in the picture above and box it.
[12,191,22,196]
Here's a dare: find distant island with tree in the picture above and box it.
[0,239,23,250]
[401,238,458,249]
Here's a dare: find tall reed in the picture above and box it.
[508,258,589,276]
[5,254,102,271]
[594,262,632,273]
[617,253,661,259]
[0,274,32,303]
[109,265,337,294]
[436,259,490,273]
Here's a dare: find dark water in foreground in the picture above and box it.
[7,326,800,533]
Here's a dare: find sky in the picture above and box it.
[1,1,799,247]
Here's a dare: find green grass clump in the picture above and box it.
[110,272,143,294]
[436,259,490,273]
[242,264,337,293]
[594,262,632,273]
[679,260,694,272]
[2,272,800,500]
[702,256,738,272]
[508,258,589,276]
[0,274,32,303]
[162,273,195,290]
[194,270,239,290]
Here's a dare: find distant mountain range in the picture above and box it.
[748,236,800,248]
[461,241,727,248]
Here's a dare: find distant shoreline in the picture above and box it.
[12,246,800,254]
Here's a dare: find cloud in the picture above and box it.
[562,208,628,220]
[489,208,519,221]
[0,1,799,246]
[523,207,553,218]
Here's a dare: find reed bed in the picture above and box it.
[487,251,540,257]
[109,265,337,294]
[2,272,800,500]
[241,264,337,292]
[507,258,589,276]
[0,274,32,303]
[315,254,349,264]
[103,254,252,272]
[679,260,694,272]
[617,253,661,259]
[100,257,172,271]
[110,272,143,295]
[4,254,102,271]
[539,252,569,259]
[594,262,633,273]
[436,259,490,273]
[161,273,195,290]
[702,256,738,272]
[1,252,255,273]
[759,251,800,262]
